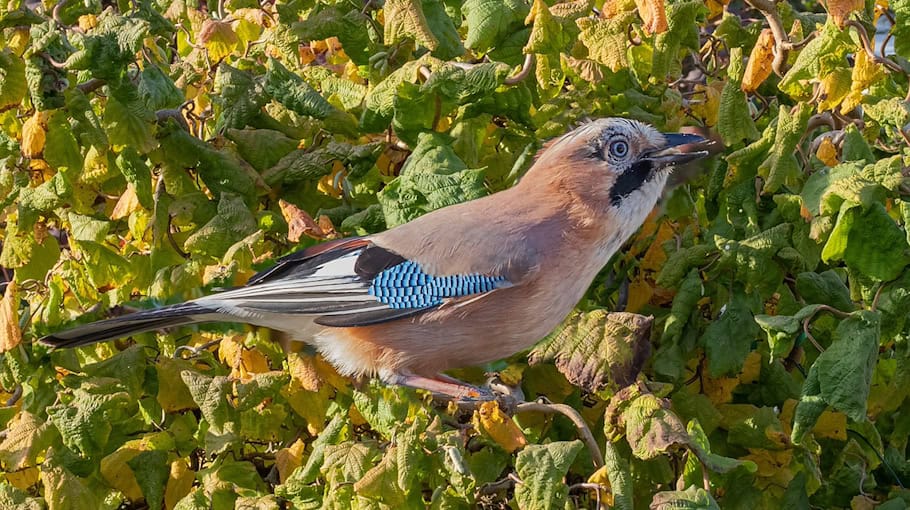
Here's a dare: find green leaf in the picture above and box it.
[361,60,426,132]
[462,0,530,53]
[46,379,135,457]
[40,457,103,510]
[717,47,760,145]
[514,440,583,510]
[778,22,852,98]
[138,65,184,111]
[0,480,41,510]
[291,6,375,65]
[68,212,111,243]
[816,311,880,420]
[225,128,299,173]
[44,111,83,172]
[82,345,148,398]
[156,123,258,200]
[757,104,812,193]
[894,0,910,58]
[796,270,853,311]
[377,132,487,227]
[127,450,169,510]
[0,49,26,110]
[104,83,158,154]
[651,486,720,510]
[576,14,636,72]
[702,291,761,376]
[265,58,334,120]
[322,441,380,485]
[793,311,880,441]
[384,0,439,51]
[423,0,465,59]
[822,203,910,281]
[651,1,705,82]
[180,370,234,434]
[72,240,132,290]
[213,63,269,131]
[116,147,154,210]
[529,310,651,393]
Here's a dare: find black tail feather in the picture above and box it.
[40,302,212,349]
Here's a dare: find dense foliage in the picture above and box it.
[1,0,910,507]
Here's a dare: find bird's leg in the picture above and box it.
[384,371,494,401]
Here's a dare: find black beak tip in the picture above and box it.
[662,132,709,148]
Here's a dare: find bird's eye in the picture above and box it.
[609,140,629,158]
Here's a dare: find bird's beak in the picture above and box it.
[644,133,711,169]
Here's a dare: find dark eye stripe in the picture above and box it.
[609,159,653,206]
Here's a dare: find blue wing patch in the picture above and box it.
[368,260,507,309]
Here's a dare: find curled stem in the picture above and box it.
[844,20,906,76]
[743,0,792,76]
[516,400,605,468]
[504,54,535,85]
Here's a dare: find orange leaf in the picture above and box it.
[275,438,306,483]
[0,280,21,353]
[826,0,863,27]
[472,401,528,453]
[279,199,326,243]
[634,0,668,35]
[816,136,839,167]
[165,459,195,510]
[742,29,775,93]
[20,111,46,159]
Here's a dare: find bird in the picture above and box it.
[41,118,709,400]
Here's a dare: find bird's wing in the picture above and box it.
[196,237,517,327]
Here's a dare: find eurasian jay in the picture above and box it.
[41,118,709,399]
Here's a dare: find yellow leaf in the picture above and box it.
[739,350,762,385]
[275,438,306,483]
[742,29,775,93]
[78,14,97,31]
[8,27,30,56]
[100,446,144,501]
[703,374,738,405]
[220,335,271,379]
[164,458,195,510]
[634,0,668,35]
[817,67,852,112]
[156,357,198,413]
[626,275,654,313]
[20,111,46,159]
[82,144,111,183]
[841,49,884,113]
[706,0,729,18]
[287,352,323,392]
[5,466,39,490]
[689,81,724,127]
[111,184,142,220]
[816,136,839,167]
[586,466,615,507]
[472,401,528,453]
[812,410,848,440]
[198,19,241,62]
[0,280,21,353]
[826,0,864,27]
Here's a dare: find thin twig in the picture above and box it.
[844,20,906,75]
[516,400,605,468]
[504,54,535,85]
[743,0,792,76]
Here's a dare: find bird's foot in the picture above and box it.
[385,371,495,401]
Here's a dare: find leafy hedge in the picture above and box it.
[1,0,910,508]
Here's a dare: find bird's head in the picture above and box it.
[525,118,710,229]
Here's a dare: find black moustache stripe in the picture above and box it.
[609,159,654,207]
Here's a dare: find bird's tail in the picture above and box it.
[40,302,214,349]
